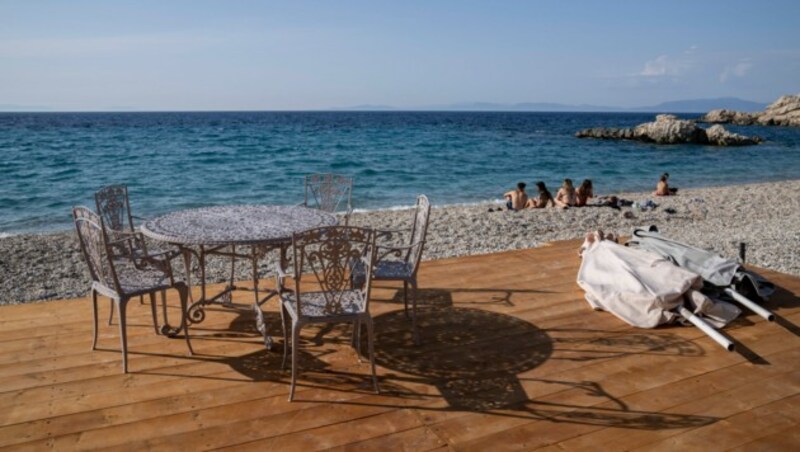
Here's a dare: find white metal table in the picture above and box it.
[141,205,337,346]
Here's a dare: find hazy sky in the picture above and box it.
[1,0,799,111]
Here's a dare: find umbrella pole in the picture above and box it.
[678,307,735,351]
[723,288,775,322]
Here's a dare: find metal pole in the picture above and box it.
[724,288,775,322]
[678,306,735,351]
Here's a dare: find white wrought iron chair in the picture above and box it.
[352,194,431,345]
[73,206,193,373]
[301,173,353,225]
[95,184,182,320]
[277,226,379,401]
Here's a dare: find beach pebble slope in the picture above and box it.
[1,180,798,305]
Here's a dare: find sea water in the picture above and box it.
[1,111,799,234]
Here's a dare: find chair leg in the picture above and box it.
[403,281,409,318]
[148,292,160,335]
[91,289,99,351]
[160,290,170,329]
[117,298,129,373]
[251,249,260,305]
[139,294,144,305]
[352,320,363,362]
[177,285,194,356]
[227,246,236,305]
[280,306,289,370]
[351,319,358,348]
[108,299,115,325]
[411,280,420,345]
[289,322,300,402]
[366,317,379,394]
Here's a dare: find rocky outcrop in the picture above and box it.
[632,115,706,144]
[700,109,758,125]
[700,94,800,127]
[576,114,761,146]
[704,125,761,146]
[759,95,800,126]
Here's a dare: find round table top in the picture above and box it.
[140,205,338,246]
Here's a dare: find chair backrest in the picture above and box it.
[304,173,353,214]
[95,184,135,234]
[405,194,431,272]
[73,206,121,293]
[291,226,376,316]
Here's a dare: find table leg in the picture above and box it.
[186,245,208,324]
[252,244,279,350]
[181,248,194,303]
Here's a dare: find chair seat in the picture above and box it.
[94,264,175,298]
[353,260,414,286]
[281,290,366,318]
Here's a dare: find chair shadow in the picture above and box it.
[373,286,555,309]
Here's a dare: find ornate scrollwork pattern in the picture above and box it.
[187,300,206,324]
[293,226,374,316]
[95,185,129,232]
[305,173,352,214]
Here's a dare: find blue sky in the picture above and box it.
[1,0,799,110]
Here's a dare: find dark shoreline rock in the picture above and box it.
[699,94,800,127]
[576,114,761,146]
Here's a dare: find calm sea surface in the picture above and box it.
[1,111,799,234]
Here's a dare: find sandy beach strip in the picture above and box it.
[1,179,798,305]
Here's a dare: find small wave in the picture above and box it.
[352,198,504,214]
[0,232,15,239]
[352,204,415,214]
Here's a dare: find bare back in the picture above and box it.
[654,180,670,196]
[504,189,529,210]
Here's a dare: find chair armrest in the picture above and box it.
[375,240,425,261]
[105,231,141,246]
[375,228,406,238]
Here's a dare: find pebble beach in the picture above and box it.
[1,179,798,305]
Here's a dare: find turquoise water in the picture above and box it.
[1,111,799,234]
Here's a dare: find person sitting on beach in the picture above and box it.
[575,179,593,207]
[503,182,529,211]
[653,173,677,196]
[554,178,577,208]
[526,181,555,208]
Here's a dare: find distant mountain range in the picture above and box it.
[0,97,768,113]
[340,97,768,113]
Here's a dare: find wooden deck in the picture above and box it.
[1,239,799,450]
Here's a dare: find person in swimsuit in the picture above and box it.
[503,182,529,211]
[576,179,593,207]
[654,173,672,196]
[554,178,577,208]
[526,181,555,208]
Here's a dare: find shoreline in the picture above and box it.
[2,179,798,305]
[3,177,800,237]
